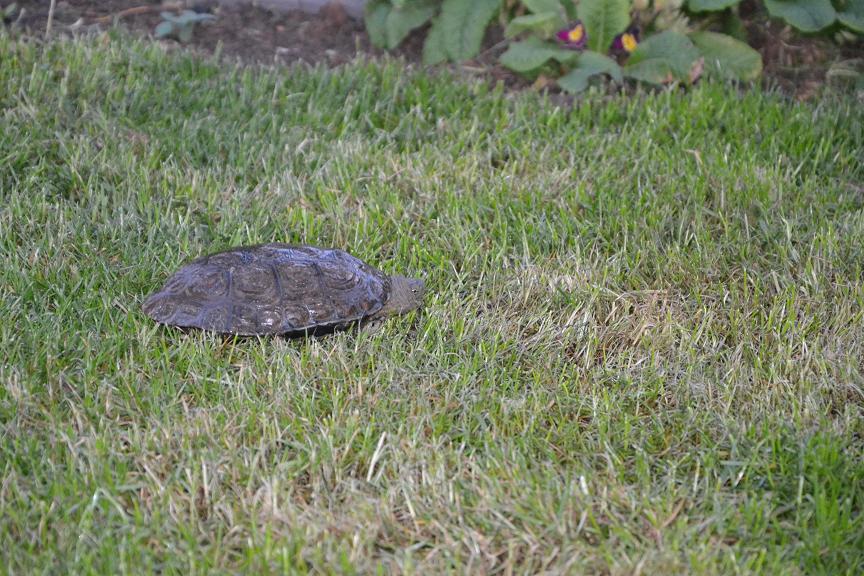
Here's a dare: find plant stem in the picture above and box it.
[46,0,56,38]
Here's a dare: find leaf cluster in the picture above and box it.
[154,10,217,44]
[364,0,861,94]
[503,0,762,93]
[690,0,864,35]
[366,0,503,63]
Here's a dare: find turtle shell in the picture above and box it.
[142,243,391,335]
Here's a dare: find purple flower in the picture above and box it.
[611,27,640,55]
[556,21,587,50]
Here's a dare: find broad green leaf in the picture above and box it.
[177,24,194,43]
[423,17,449,64]
[689,31,762,81]
[175,11,216,25]
[687,0,739,12]
[523,0,564,14]
[577,0,630,53]
[154,21,174,38]
[837,0,864,32]
[440,0,502,62]
[557,51,622,93]
[624,30,700,84]
[505,13,565,38]
[365,0,391,49]
[721,9,748,41]
[764,0,836,32]
[499,37,578,73]
[386,0,437,49]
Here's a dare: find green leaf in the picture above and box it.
[505,12,565,38]
[386,0,437,49]
[423,17,449,64]
[764,0,836,32]
[689,31,762,81]
[154,21,174,39]
[175,10,216,25]
[440,0,501,62]
[624,30,700,84]
[577,0,631,53]
[177,24,194,43]
[720,9,748,41]
[686,0,740,12]
[837,0,864,33]
[365,0,392,49]
[523,0,564,14]
[499,37,578,73]
[557,51,622,93]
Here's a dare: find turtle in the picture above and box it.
[142,243,425,336]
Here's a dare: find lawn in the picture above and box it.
[1,31,863,574]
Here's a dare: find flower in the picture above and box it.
[611,27,640,55]
[556,21,587,50]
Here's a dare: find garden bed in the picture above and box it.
[7,0,863,99]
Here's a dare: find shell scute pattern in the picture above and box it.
[200,305,231,333]
[143,243,391,335]
[162,264,229,300]
[230,302,262,334]
[232,264,279,303]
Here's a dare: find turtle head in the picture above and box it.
[375,275,425,318]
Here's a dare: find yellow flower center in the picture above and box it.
[567,26,584,43]
[622,33,638,53]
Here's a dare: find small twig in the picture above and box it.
[46,0,57,38]
[12,6,26,27]
[366,431,387,483]
[660,499,686,530]
[93,2,185,25]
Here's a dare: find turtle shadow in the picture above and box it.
[151,319,374,341]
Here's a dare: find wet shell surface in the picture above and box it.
[142,243,391,335]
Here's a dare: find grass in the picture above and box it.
[1,29,863,574]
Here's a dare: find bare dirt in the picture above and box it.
[5,0,863,101]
